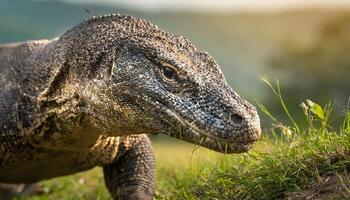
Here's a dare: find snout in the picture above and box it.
[177,105,261,154]
[216,107,261,153]
[195,104,261,153]
[161,88,261,154]
[228,107,261,145]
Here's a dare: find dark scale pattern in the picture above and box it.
[0,14,260,199]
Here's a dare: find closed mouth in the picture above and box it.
[128,92,259,152]
[164,108,258,147]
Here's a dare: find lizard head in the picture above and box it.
[65,14,261,153]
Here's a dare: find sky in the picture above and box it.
[54,0,350,12]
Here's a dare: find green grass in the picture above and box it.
[20,81,350,200]
[156,118,350,199]
[154,80,350,200]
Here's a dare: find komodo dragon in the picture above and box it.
[0,14,261,199]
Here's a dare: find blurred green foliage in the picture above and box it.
[270,13,350,114]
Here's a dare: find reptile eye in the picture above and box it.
[162,63,178,81]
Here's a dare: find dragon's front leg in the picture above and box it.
[103,134,156,200]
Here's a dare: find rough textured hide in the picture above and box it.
[0,14,261,199]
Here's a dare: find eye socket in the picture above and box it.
[162,63,178,81]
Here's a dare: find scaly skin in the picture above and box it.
[0,14,261,199]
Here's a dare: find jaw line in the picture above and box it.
[117,91,253,146]
[164,108,241,144]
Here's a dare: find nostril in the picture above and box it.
[230,113,243,125]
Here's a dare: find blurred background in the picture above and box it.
[1,0,350,129]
